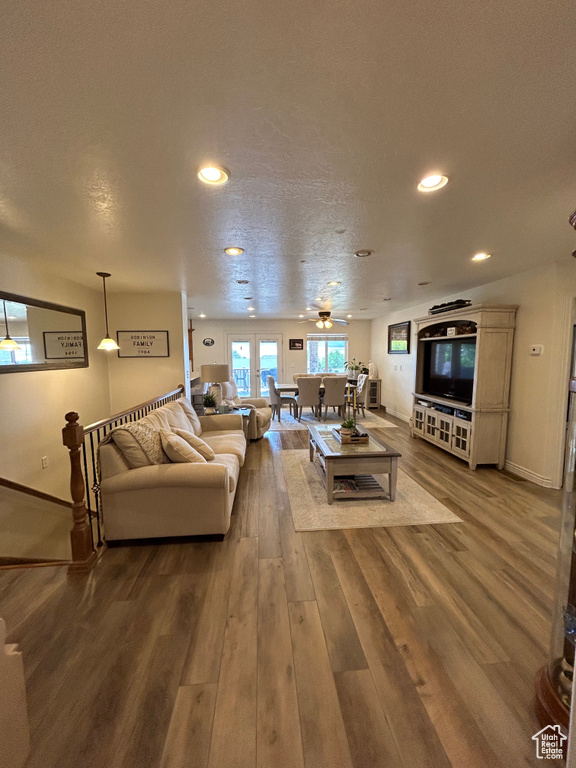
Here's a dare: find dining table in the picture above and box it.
[275,381,358,417]
[275,382,357,395]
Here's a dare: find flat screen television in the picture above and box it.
[422,338,476,404]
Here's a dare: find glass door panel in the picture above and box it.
[227,334,283,398]
[259,340,278,397]
[231,340,252,397]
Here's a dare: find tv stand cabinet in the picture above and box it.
[411,304,517,470]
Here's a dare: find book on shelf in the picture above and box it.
[333,479,358,493]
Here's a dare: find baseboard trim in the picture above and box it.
[0,477,72,508]
[383,407,411,424]
[503,461,557,488]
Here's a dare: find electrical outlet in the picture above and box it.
[41,456,48,469]
[399,364,403,371]
[530,345,543,356]
[393,364,397,371]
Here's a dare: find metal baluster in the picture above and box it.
[81,439,96,552]
[89,431,103,546]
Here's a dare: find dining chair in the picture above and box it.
[320,376,347,420]
[292,372,322,385]
[347,373,368,417]
[268,376,296,422]
[295,377,322,421]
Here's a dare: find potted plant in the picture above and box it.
[344,357,365,379]
[340,416,357,437]
[203,392,217,415]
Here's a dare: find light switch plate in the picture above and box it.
[530,345,543,356]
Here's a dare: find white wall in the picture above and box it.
[192,318,372,385]
[0,254,111,499]
[371,264,573,487]
[107,292,188,412]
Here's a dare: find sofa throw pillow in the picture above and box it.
[160,430,207,464]
[110,422,169,468]
[221,380,242,406]
[173,428,216,461]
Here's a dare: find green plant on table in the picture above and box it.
[203,392,217,408]
[341,417,357,431]
[344,357,365,373]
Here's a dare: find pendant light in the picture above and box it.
[96,272,120,350]
[0,300,20,351]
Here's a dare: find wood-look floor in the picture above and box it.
[0,414,565,768]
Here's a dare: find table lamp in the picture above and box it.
[200,363,230,405]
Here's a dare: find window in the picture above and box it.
[307,335,348,374]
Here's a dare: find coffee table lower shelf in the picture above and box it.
[314,454,391,503]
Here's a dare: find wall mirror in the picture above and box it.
[0,291,88,373]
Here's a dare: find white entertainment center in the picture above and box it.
[411,304,517,470]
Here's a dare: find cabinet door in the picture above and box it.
[424,411,438,439]
[435,414,453,448]
[413,406,425,435]
[368,380,380,408]
[452,418,472,458]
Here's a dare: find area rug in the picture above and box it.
[281,449,462,531]
[267,408,399,431]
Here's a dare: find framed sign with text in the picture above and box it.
[43,331,85,360]
[116,330,170,358]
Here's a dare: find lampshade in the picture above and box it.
[97,335,120,351]
[1,301,20,351]
[0,335,20,351]
[201,364,230,383]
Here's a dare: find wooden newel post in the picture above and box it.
[62,412,97,574]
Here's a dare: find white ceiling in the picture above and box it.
[1,0,575,320]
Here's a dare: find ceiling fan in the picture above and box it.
[299,310,349,328]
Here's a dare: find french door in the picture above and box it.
[226,334,283,399]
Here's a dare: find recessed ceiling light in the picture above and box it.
[315,297,323,301]
[354,250,373,258]
[383,297,393,301]
[418,281,431,286]
[298,314,305,318]
[236,280,249,284]
[247,306,255,311]
[225,247,243,256]
[7,315,17,320]
[244,296,252,300]
[472,252,492,261]
[359,307,368,311]
[300,259,306,263]
[249,315,256,318]
[336,229,346,234]
[417,174,449,192]
[346,314,353,318]
[199,313,206,318]
[305,307,312,311]
[328,281,341,286]
[197,165,230,185]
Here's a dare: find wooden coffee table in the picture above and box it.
[308,424,402,504]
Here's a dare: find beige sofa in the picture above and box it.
[99,398,246,540]
[220,380,272,440]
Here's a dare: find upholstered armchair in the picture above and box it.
[221,379,272,439]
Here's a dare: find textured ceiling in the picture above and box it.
[1,0,575,319]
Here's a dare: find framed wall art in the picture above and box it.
[116,330,169,358]
[289,338,304,350]
[388,321,411,354]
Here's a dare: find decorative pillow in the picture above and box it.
[221,380,242,406]
[110,422,169,468]
[160,430,207,464]
[173,428,215,461]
